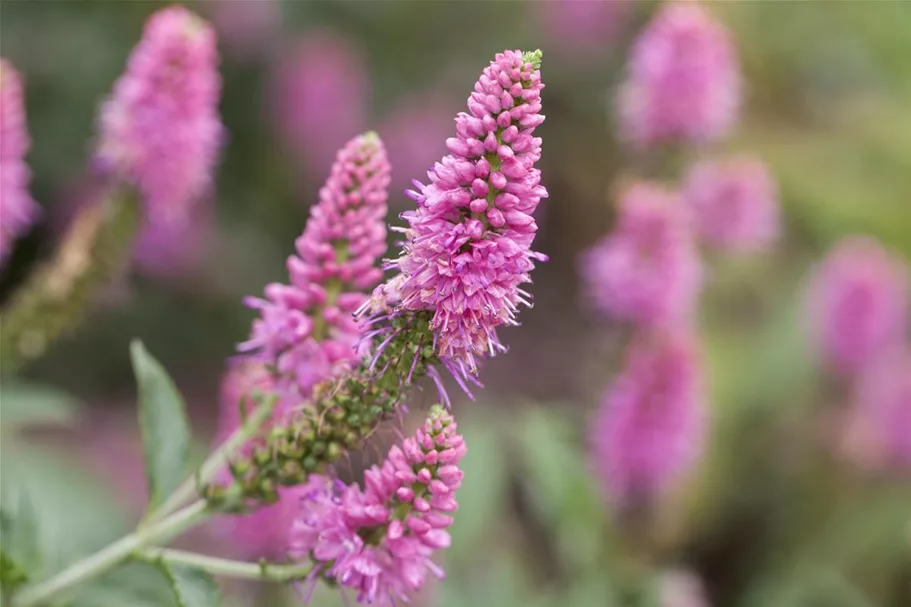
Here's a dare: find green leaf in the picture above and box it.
[0,489,40,591]
[156,563,220,607]
[0,382,80,429]
[130,340,191,512]
[0,442,129,578]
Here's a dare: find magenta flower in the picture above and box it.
[289,405,466,605]
[535,0,630,59]
[386,50,548,378]
[95,6,223,226]
[0,59,40,265]
[270,32,370,177]
[617,0,740,148]
[847,348,911,469]
[591,330,706,503]
[579,182,702,326]
[240,133,390,402]
[684,155,779,251]
[212,361,305,559]
[808,236,909,375]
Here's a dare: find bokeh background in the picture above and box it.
[1,1,910,606]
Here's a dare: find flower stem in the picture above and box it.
[138,548,313,582]
[144,396,277,525]
[12,501,210,607]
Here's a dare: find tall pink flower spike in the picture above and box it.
[617,0,740,148]
[0,58,40,266]
[240,133,390,403]
[289,405,466,606]
[95,5,223,227]
[808,236,909,376]
[387,50,548,380]
[591,330,706,503]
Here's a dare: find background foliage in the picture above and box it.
[1,1,910,606]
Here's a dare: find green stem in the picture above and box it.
[144,396,277,525]
[138,548,313,583]
[13,501,210,607]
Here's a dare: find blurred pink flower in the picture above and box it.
[95,6,223,228]
[840,348,911,470]
[808,236,909,375]
[270,31,370,178]
[1,58,40,266]
[205,0,281,60]
[534,0,630,59]
[617,0,740,148]
[684,155,779,251]
[579,182,702,326]
[377,92,458,202]
[591,330,706,503]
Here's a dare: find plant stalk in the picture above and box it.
[13,501,210,607]
[144,396,276,525]
[138,548,313,582]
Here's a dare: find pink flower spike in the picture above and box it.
[591,330,707,504]
[288,406,466,605]
[617,0,740,148]
[579,182,702,326]
[95,6,224,227]
[387,50,548,378]
[684,155,779,251]
[239,133,390,402]
[0,59,40,266]
[808,236,909,376]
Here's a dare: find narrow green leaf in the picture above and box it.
[0,490,39,594]
[130,340,191,512]
[157,562,221,607]
[0,382,80,428]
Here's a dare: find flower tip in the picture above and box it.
[523,49,543,70]
[362,130,381,143]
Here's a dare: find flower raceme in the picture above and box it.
[289,406,466,606]
[386,49,548,379]
[95,6,223,227]
[591,330,706,503]
[579,182,702,327]
[617,0,740,149]
[0,58,40,266]
[808,236,909,376]
[240,132,390,404]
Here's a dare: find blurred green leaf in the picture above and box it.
[0,442,129,578]
[512,406,607,572]
[743,566,877,607]
[0,381,80,429]
[156,563,220,607]
[130,340,191,512]
[70,562,179,607]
